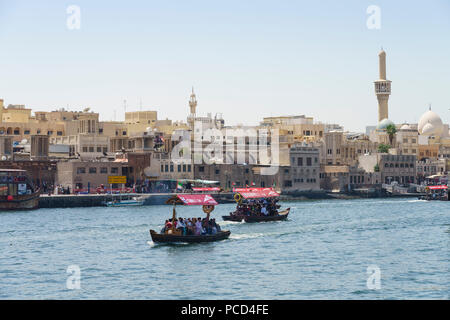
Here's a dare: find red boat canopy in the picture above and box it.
[427,185,448,190]
[233,187,275,193]
[176,194,218,206]
[237,188,280,199]
[192,187,221,192]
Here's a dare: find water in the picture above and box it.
[0,198,448,299]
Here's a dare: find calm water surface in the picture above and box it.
[0,198,448,299]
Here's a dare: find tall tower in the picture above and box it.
[187,87,197,129]
[189,87,197,115]
[374,49,392,122]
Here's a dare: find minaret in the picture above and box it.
[374,48,392,122]
[189,87,197,115]
[187,87,197,129]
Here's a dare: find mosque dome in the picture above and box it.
[400,123,411,130]
[418,109,443,136]
[377,118,395,130]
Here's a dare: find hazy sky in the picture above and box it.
[0,0,449,132]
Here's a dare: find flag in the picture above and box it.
[177,182,183,190]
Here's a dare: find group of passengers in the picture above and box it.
[234,198,280,216]
[161,217,221,235]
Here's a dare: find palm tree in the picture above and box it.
[378,144,390,153]
[386,124,397,146]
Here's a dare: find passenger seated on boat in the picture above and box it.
[261,206,268,216]
[185,218,194,235]
[177,218,187,235]
[211,218,221,232]
[195,218,202,235]
[161,220,169,233]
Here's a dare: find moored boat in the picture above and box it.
[149,194,230,244]
[0,169,40,210]
[106,197,145,207]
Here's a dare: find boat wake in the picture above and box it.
[229,232,266,240]
[219,220,245,226]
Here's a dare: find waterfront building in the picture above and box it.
[282,144,321,192]
[320,131,378,166]
[193,163,279,191]
[416,158,446,184]
[319,165,349,192]
[56,159,130,192]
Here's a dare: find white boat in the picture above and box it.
[106,197,145,207]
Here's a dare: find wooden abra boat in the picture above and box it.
[223,208,290,222]
[0,169,40,210]
[150,229,231,243]
[149,194,230,244]
[418,185,449,201]
[244,208,290,223]
[223,188,291,223]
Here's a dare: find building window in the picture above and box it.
[178,165,181,172]
[47,131,53,136]
[82,147,88,152]
[77,167,86,174]
[215,169,220,175]
[165,165,169,172]
[297,158,303,166]
[283,180,292,187]
[306,157,312,166]
[170,164,174,172]
[97,147,102,152]
[57,131,63,136]
[183,165,186,172]
[89,167,97,174]
[24,130,30,135]
[161,164,164,172]
[89,147,94,152]
[111,167,119,174]
[123,131,127,136]
[100,167,107,174]
[103,147,108,153]
[199,166,204,172]
[188,165,191,172]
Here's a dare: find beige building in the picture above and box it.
[321,131,378,166]
[56,160,130,191]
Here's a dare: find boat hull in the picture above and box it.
[150,230,231,243]
[243,208,290,223]
[222,214,244,222]
[0,190,40,211]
